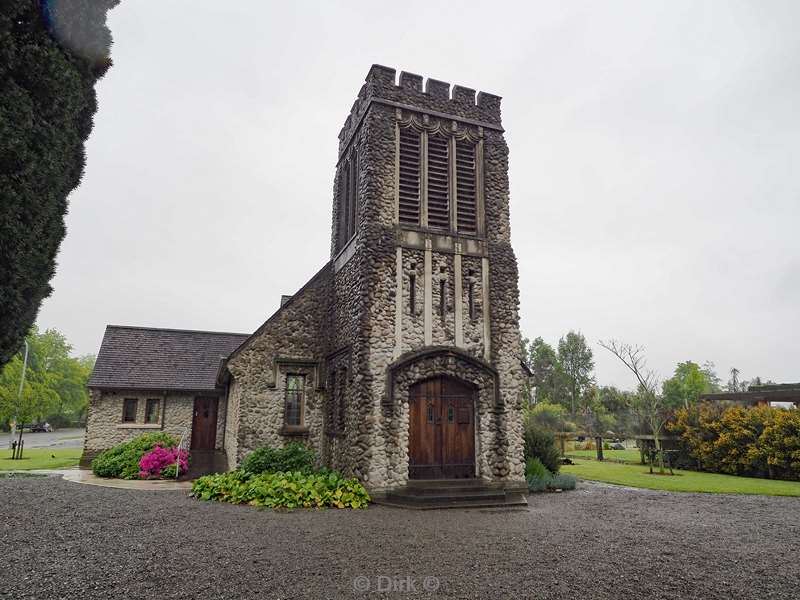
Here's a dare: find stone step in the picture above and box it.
[399,484,504,495]
[376,499,529,511]
[375,481,530,510]
[387,492,507,505]
[406,478,487,488]
[375,492,529,511]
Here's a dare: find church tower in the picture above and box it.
[325,65,526,492]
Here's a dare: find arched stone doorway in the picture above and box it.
[408,376,475,479]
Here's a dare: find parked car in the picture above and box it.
[28,422,53,433]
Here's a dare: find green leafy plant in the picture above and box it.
[525,457,553,493]
[670,405,800,480]
[91,433,179,479]
[523,423,561,473]
[191,470,370,509]
[547,473,577,491]
[240,443,316,475]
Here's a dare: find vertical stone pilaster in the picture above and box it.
[454,247,463,347]
[394,247,403,358]
[482,256,491,361]
[424,241,432,346]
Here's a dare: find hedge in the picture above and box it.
[670,405,800,480]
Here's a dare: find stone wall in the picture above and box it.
[223,380,241,469]
[400,249,425,352]
[225,265,333,467]
[82,390,223,462]
[460,255,485,356]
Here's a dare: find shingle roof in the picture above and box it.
[88,325,251,392]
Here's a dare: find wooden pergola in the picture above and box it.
[700,383,800,408]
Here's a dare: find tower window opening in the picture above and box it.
[409,272,416,315]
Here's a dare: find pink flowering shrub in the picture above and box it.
[138,444,189,479]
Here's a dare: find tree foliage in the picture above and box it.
[522,336,565,405]
[525,401,572,432]
[0,325,93,426]
[558,331,595,416]
[0,0,118,367]
[662,360,720,410]
[670,405,800,480]
[522,419,561,474]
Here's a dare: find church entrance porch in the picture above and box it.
[408,376,475,479]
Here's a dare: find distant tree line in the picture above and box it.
[521,331,774,437]
[0,326,94,429]
[522,331,782,474]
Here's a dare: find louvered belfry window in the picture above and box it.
[349,148,358,237]
[338,162,349,249]
[396,118,481,235]
[398,126,421,226]
[426,132,450,229]
[337,148,360,251]
[456,139,477,234]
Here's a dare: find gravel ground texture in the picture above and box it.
[1,476,798,599]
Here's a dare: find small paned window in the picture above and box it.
[284,374,305,427]
[122,398,138,423]
[145,399,160,424]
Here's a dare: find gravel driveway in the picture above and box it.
[1,476,797,599]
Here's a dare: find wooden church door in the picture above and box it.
[408,376,475,479]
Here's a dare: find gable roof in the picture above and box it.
[89,325,251,392]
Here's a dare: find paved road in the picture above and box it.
[0,477,797,599]
[2,428,84,449]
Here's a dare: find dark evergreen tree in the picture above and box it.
[0,0,118,365]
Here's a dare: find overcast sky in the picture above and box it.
[37,0,799,390]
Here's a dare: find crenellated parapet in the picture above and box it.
[338,64,503,156]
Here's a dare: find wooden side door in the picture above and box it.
[191,396,218,450]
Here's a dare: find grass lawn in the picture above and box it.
[566,448,642,463]
[562,458,800,497]
[0,448,81,471]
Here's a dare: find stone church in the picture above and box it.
[85,65,527,500]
